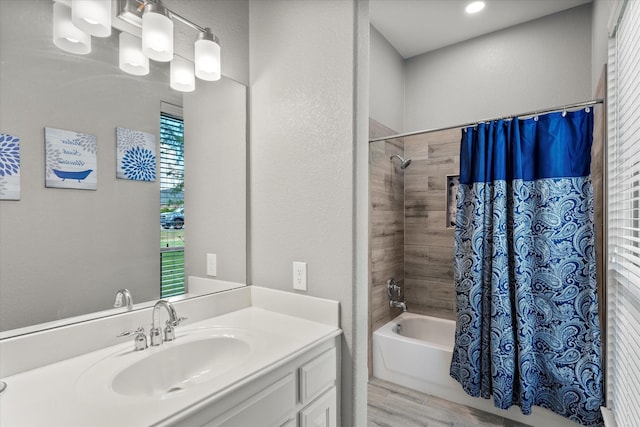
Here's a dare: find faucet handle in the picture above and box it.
[117,327,148,351]
[150,326,163,346]
[172,316,188,326]
[163,317,187,342]
[117,326,144,337]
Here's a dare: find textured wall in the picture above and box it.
[164,0,249,85]
[591,0,612,94]
[249,0,367,424]
[405,4,593,132]
[370,26,405,133]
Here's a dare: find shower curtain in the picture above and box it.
[449,109,603,426]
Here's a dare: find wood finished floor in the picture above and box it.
[368,379,532,427]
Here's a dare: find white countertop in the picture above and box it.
[0,305,340,427]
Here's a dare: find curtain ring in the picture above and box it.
[585,107,591,113]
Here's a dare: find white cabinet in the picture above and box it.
[299,386,337,427]
[205,374,296,427]
[299,348,337,405]
[174,337,339,427]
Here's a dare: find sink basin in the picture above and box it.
[112,335,251,397]
[76,327,264,402]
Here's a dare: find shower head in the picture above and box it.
[390,154,412,169]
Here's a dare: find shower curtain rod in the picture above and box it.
[368,98,604,143]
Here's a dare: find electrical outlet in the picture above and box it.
[293,261,307,291]
[207,253,217,276]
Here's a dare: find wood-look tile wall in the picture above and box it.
[592,67,606,336]
[403,128,461,320]
[369,119,404,377]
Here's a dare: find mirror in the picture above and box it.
[0,0,247,334]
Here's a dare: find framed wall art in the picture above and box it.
[0,132,20,200]
[45,127,97,190]
[116,127,157,182]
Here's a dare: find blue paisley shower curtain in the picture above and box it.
[449,109,603,426]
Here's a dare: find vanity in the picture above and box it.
[0,286,341,426]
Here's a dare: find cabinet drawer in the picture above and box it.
[299,386,337,427]
[206,373,296,427]
[299,347,336,405]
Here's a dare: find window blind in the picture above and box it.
[160,113,185,205]
[606,1,640,426]
[160,112,185,298]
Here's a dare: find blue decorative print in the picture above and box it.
[0,133,20,177]
[121,146,156,181]
[45,128,97,190]
[52,169,93,182]
[0,133,21,200]
[450,110,603,427]
[116,127,156,182]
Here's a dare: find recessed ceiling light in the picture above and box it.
[465,1,485,14]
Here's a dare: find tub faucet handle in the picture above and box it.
[387,278,401,299]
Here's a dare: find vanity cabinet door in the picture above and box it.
[205,373,296,427]
[299,386,337,427]
[299,347,337,405]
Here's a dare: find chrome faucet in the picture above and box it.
[387,278,408,312]
[113,289,134,310]
[390,300,408,312]
[150,300,186,346]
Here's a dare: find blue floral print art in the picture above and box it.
[0,133,20,200]
[116,127,156,181]
[121,146,156,181]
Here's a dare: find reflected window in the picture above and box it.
[160,111,185,297]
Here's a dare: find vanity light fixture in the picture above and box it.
[71,0,112,37]
[53,2,92,54]
[465,1,485,14]
[141,1,173,62]
[194,28,221,81]
[51,0,223,91]
[119,32,149,76]
[170,56,196,92]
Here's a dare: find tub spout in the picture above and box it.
[390,300,407,312]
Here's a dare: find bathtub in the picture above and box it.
[372,312,577,427]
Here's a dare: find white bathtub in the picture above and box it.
[372,312,577,427]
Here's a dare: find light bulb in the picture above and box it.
[72,0,111,37]
[119,32,149,76]
[141,3,173,62]
[53,2,91,55]
[170,56,195,92]
[465,1,485,14]
[194,29,221,81]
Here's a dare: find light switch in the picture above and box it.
[207,253,217,276]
